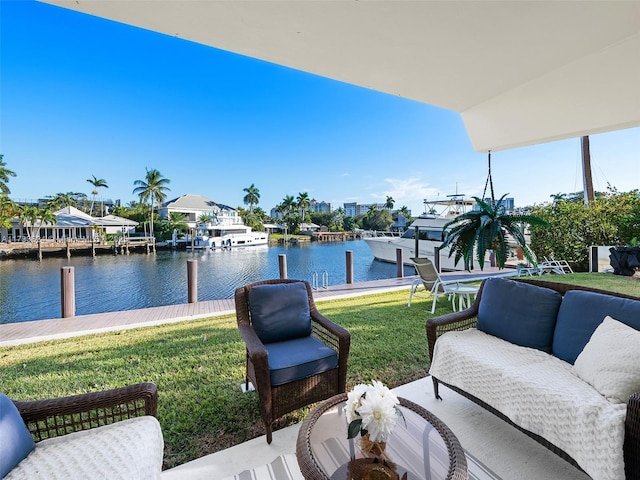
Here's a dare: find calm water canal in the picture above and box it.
[0,240,413,324]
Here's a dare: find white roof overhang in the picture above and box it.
[40,1,640,152]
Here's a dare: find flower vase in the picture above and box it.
[360,433,387,458]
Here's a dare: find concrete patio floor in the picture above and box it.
[161,377,591,480]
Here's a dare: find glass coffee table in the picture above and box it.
[296,393,468,480]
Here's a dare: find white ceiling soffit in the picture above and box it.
[40,1,640,152]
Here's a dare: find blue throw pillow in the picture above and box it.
[477,278,562,352]
[553,290,640,364]
[0,394,36,478]
[248,282,312,344]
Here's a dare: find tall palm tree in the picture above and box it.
[86,175,109,217]
[132,168,171,239]
[243,184,260,213]
[297,192,311,223]
[385,196,395,211]
[0,155,16,195]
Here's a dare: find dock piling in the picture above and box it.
[346,250,353,284]
[187,259,198,303]
[396,248,404,277]
[278,254,287,279]
[61,266,75,318]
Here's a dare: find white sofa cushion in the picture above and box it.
[429,328,627,480]
[573,315,640,403]
[5,416,164,480]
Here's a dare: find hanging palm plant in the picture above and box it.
[440,152,548,270]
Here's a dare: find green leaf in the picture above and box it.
[347,419,363,439]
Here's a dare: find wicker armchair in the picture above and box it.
[235,279,350,444]
[5,383,162,479]
[13,382,158,441]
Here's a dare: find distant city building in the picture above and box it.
[473,197,515,213]
[308,199,332,213]
[343,202,388,217]
[159,194,240,229]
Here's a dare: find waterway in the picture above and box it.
[0,240,414,324]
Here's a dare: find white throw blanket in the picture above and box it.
[429,329,627,480]
[6,416,164,480]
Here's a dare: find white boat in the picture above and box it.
[364,197,474,271]
[186,223,268,250]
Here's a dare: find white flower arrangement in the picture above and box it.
[345,380,404,443]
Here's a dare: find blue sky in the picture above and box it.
[2,0,638,216]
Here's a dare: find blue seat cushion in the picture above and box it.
[553,290,640,364]
[0,394,36,478]
[477,278,562,353]
[248,282,312,344]
[265,336,339,386]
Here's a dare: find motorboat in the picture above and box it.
[364,196,474,271]
[186,223,268,250]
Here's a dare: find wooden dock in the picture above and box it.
[0,268,515,347]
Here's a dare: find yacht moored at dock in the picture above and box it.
[364,196,474,271]
[185,223,268,250]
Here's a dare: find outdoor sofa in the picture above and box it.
[427,277,640,480]
[1,382,163,480]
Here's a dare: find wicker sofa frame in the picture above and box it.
[235,278,350,444]
[426,278,640,479]
[12,382,158,442]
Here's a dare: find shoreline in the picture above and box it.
[0,232,363,260]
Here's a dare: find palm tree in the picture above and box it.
[367,204,378,215]
[198,213,214,225]
[297,192,311,223]
[86,175,109,217]
[385,196,395,211]
[20,206,56,241]
[397,205,411,219]
[243,184,260,213]
[0,195,19,230]
[132,168,171,239]
[46,192,84,210]
[279,195,296,217]
[0,155,16,195]
[166,212,189,233]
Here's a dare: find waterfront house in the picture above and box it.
[5,206,138,242]
[158,194,241,230]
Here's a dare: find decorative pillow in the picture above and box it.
[477,278,562,352]
[248,282,312,344]
[553,290,640,364]
[573,315,640,403]
[0,394,36,478]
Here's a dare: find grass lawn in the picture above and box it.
[1,272,638,469]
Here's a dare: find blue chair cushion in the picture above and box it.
[553,290,640,364]
[0,394,36,478]
[477,278,562,353]
[248,282,312,344]
[265,336,339,386]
